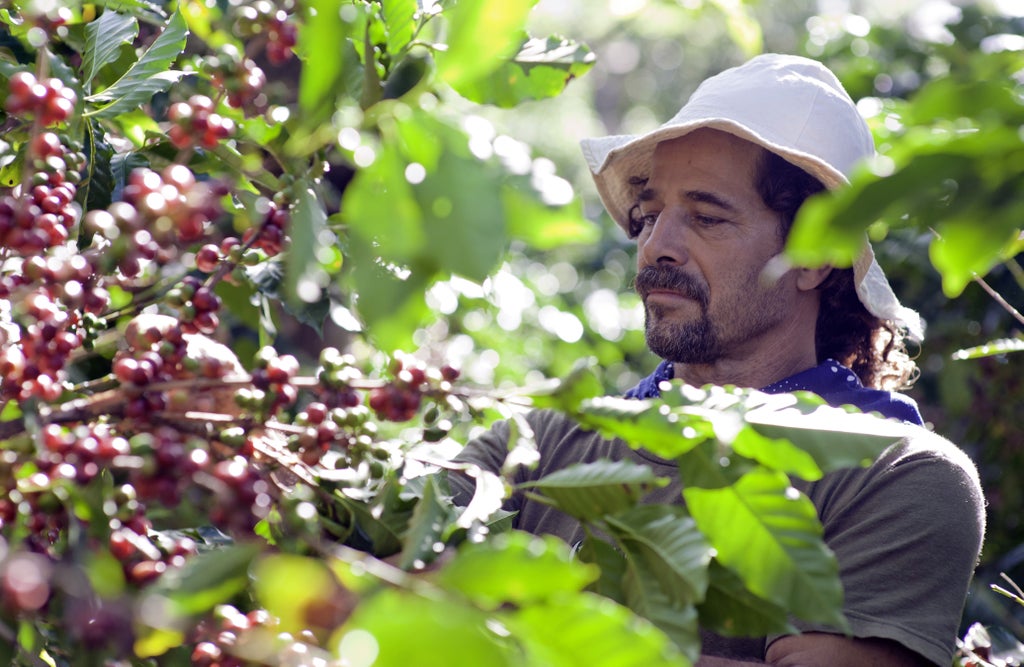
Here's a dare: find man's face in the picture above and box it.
[633,128,797,364]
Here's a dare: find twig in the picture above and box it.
[973,273,1024,328]
[1005,257,1024,294]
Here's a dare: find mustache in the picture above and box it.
[633,265,709,308]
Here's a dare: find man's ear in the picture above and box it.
[796,265,832,291]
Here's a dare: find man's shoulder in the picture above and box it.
[882,425,981,484]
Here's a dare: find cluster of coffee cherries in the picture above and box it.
[242,200,289,257]
[5,71,77,125]
[122,165,227,243]
[206,45,268,110]
[0,288,82,401]
[0,130,85,254]
[164,275,223,335]
[4,422,131,558]
[189,604,341,667]
[236,3,298,65]
[108,513,199,586]
[239,346,301,417]
[368,356,460,422]
[168,94,236,151]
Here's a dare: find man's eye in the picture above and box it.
[640,213,659,226]
[695,215,724,226]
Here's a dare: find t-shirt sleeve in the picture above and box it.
[772,430,985,666]
[448,419,513,508]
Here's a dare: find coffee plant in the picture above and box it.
[0,1,997,667]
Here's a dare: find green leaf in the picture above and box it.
[342,139,426,263]
[453,36,595,107]
[743,399,906,476]
[436,0,537,91]
[381,0,417,57]
[93,0,167,24]
[526,357,604,414]
[285,183,328,310]
[434,531,597,608]
[253,553,342,634]
[930,219,1018,297]
[604,505,713,606]
[247,259,331,333]
[505,592,692,667]
[618,551,701,661]
[708,0,763,57]
[336,589,516,667]
[503,183,599,249]
[952,337,1024,360]
[684,468,847,630]
[135,542,259,650]
[416,151,508,282]
[520,459,668,521]
[731,425,822,481]
[578,535,629,606]
[575,395,713,459]
[345,236,435,353]
[85,10,188,119]
[80,119,116,211]
[697,561,797,638]
[298,0,353,116]
[398,474,456,570]
[81,9,139,89]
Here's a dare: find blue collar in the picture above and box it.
[625,359,923,425]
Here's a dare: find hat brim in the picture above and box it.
[580,118,849,232]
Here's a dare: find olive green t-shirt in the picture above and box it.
[450,409,985,666]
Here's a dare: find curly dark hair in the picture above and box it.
[625,148,917,390]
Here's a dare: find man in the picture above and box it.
[451,54,984,666]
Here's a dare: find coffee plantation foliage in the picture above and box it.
[0,1,1022,666]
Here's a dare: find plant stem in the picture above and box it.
[973,273,1024,328]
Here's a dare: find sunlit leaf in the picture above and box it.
[503,184,599,249]
[743,398,909,475]
[454,36,595,107]
[297,0,353,117]
[605,505,712,606]
[85,10,188,118]
[398,474,456,570]
[285,183,328,310]
[708,0,763,57]
[506,592,692,667]
[952,337,1024,360]
[930,220,1019,297]
[684,469,847,630]
[93,0,167,24]
[575,395,713,459]
[381,0,417,57]
[526,357,605,414]
[434,531,597,608]
[436,0,537,90]
[81,9,139,88]
[253,553,340,634]
[336,589,515,667]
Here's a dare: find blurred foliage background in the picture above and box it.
[268,0,1022,647]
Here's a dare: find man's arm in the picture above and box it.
[696,633,934,667]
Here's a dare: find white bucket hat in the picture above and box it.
[580,53,924,341]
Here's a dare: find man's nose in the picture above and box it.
[639,210,688,267]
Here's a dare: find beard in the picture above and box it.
[634,265,723,364]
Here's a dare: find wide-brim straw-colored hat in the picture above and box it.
[580,53,924,341]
